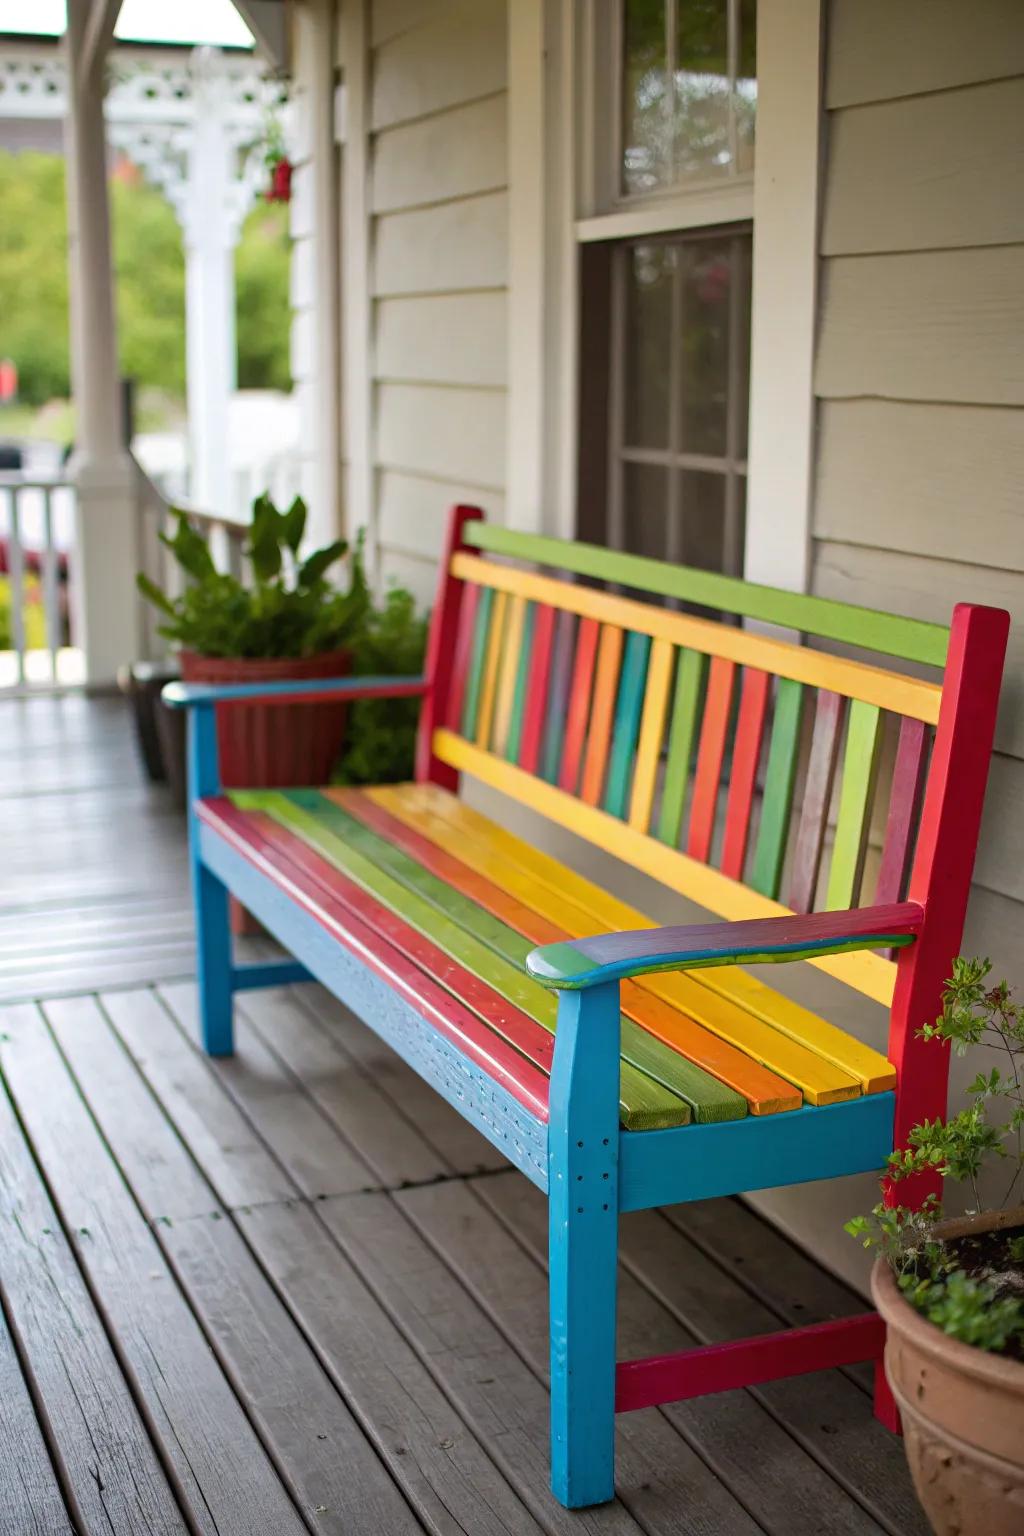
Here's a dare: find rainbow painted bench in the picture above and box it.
[165,506,1009,1509]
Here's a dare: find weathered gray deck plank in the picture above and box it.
[162,981,378,1198]
[77,987,559,1536]
[239,1198,549,1536]
[0,1010,188,1536]
[101,986,299,1210]
[45,992,427,1536]
[1,1003,309,1536]
[238,984,453,1186]
[444,1174,891,1536]
[0,1309,74,1536]
[323,1188,758,1536]
[616,1208,930,1536]
[663,1197,876,1387]
[299,984,508,1175]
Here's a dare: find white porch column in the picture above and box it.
[64,0,139,686]
[182,49,238,517]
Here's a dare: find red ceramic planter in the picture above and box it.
[179,649,352,790]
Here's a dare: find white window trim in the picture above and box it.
[507,0,824,586]
[744,0,824,593]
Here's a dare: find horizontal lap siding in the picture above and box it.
[367,0,508,593]
[780,1,1024,1286]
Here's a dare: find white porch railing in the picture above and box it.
[0,472,80,692]
[0,464,254,690]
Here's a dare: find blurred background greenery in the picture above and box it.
[0,148,291,427]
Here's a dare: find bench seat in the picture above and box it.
[200,780,897,1131]
[197,787,898,1209]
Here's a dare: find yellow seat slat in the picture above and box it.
[372,783,895,1103]
[431,729,898,1009]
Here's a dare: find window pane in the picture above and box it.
[677,238,731,456]
[672,0,730,180]
[734,239,753,458]
[622,0,669,196]
[624,244,675,449]
[620,0,757,195]
[622,463,670,560]
[677,468,726,571]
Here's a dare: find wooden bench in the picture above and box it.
[166,505,1009,1509]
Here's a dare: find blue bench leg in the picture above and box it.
[187,701,234,1056]
[548,984,620,1508]
[195,859,234,1055]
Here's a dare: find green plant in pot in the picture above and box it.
[847,958,1024,1536]
[137,492,371,789]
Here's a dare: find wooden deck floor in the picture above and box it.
[0,697,929,1535]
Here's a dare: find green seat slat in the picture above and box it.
[285,790,745,1126]
[233,790,708,1129]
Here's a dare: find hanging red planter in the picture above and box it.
[265,156,292,203]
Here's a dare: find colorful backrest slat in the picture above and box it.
[580,625,624,806]
[686,656,736,864]
[657,649,706,847]
[627,637,674,835]
[437,523,958,1004]
[788,690,846,914]
[541,609,575,784]
[720,667,770,881]
[604,631,651,818]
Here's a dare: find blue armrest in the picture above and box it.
[162,675,427,708]
[526,902,923,990]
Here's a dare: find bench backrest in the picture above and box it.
[416,507,1008,1028]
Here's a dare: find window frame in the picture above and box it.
[606,225,752,576]
[509,0,824,598]
[578,0,755,240]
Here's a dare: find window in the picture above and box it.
[609,227,751,574]
[621,0,757,198]
[575,2,755,575]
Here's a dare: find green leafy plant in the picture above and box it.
[846,958,1024,1355]
[137,493,372,660]
[332,583,429,785]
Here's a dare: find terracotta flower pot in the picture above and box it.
[179,649,352,790]
[872,1206,1024,1536]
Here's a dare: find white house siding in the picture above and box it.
[743,0,1024,1287]
[363,0,509,604]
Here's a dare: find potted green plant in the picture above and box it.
[138,492,370,789]
[332,582,429,786]
[847,959,1024,1536]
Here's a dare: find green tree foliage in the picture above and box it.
[236,202,292,391]
[0,150,290,407]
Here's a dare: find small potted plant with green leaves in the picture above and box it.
[138,492,370,790]
[847,958,1024,1536]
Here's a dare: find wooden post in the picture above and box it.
[64,0,139,686]
[414,505,484,790]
